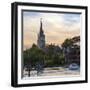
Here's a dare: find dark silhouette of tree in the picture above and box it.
[61,36,80,65]
[23,44,45,76]
[62,38,73,48]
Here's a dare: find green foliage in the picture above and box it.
[24,44,45,67]
[23,44,65,68]
[62,38,73,48]
[61,36,80,65]
[24,36,80,68]
[62,36,80,48]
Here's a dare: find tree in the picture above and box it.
[61,36,80,65]
[62,38,73,48]
[23,44,46,76]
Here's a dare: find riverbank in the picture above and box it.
[23,66,80,79]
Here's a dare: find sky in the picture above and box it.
[23,11,81,50]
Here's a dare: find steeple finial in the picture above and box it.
[40,18,42,27]
[40,18,42,22]
[40,18,43,33]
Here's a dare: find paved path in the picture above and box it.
[23,67,80,78]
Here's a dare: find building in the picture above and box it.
[37,19,45,49]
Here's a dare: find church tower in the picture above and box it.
[37,19,45,49]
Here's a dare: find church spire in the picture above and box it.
[37,18,45,49]
[40,18,43,34]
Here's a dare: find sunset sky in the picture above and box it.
[23,11,81,50]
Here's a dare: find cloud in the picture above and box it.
[23,11,80,50]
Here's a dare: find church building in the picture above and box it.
[37,19,45,49]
